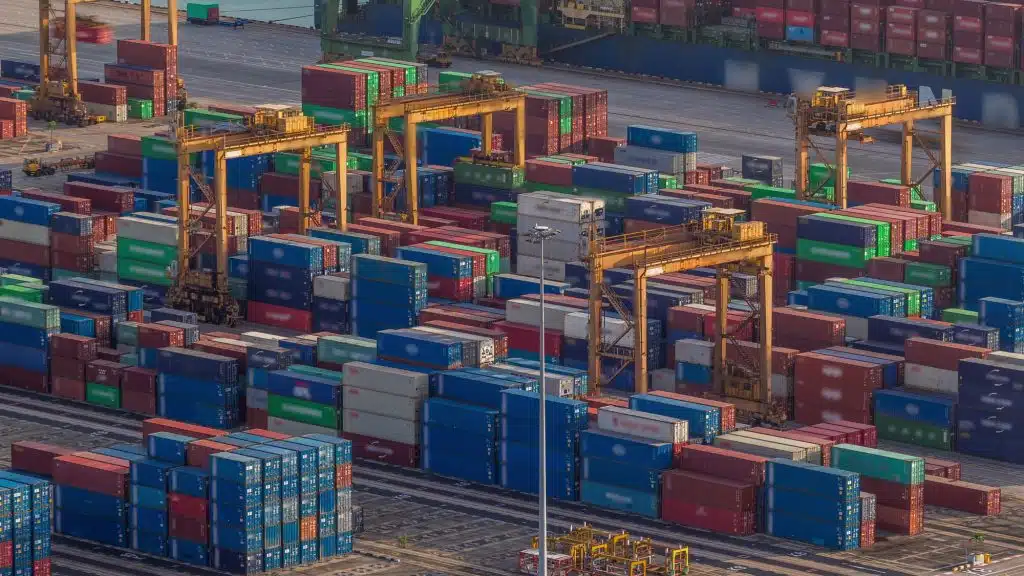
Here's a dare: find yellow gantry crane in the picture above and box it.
[37,0,179,124]
[371,74,526,225]
[793,85,955,220]
[169,107,350,324]
[532,525,690,575]
[586,210,780,421]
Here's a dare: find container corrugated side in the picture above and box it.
[712,434,804,460]
[343,386,421,421]
[596,406,687,444]
[342,409,419,445]
[341,362,429,398]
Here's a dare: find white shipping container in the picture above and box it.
[516,255,568,282]
[413,326,494,366]
[596,406,688,444]
[267,416,336,437]
[343,385,421,421]
[313,274,351,301]
[651,368,676,392]
[240,331,283,347]
[968,210,1011,230]
[505,299,578,331]
[343,408,420,445]
[840,315,869,340]
[84,102,128,123]
[614,145,686,174]
[516,213,595,241]
[117,216,180,246]
[516,235,586,262]
[714,434,803,460]
[342,361,430,398]
[675,339,714,366]
[731,430,818,464]
[98,250,117,274]
[246,388,269,411]
[564,311,635,349]
[489,363,573,397]
[905,363,959,395]
[989,351,1024,366]
[518,191,604,223]
[0,219,49,246]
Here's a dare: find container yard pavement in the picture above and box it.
[5,0,1024,194]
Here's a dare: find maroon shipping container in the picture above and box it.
[904,337,989,371]
[796,426,846,443]
[21,189,91,214]
[142,417,224,441]
[660,0,692,26]
[888,5,919,23]
[661,498,756,535]
[0,241,48,268]
[64,181,134,214]
[757,21,786,38]
[984,1,1017,21]
[0,119,14,140]
[924,477,1000,515]
[876,503,924,535]
[50,232,94,255]
[955,0,985,18]
[50,251,93,273]
[53,455,128,499]
[525,159,574,187]
[787,10,815,26]
[676,444,767,485]
[985,36,1016,68]
[986,17,1016,36]
[345,224,401,257]
[137,323,186,348]
[94,152,142,179]
[187,439,238,470]
[916,41,947,59]
[821,0,850,16]
[11,441,75,477]
[918,8,949,27]
[631,5,658,22]
[78,81,127,106]
[169,514,209,544]
[0,98,27,119]
[51,377,85,401]
[663,470,758,513]
[302,66,366,110]
[751,427,835,466]
[774,308,846,346]
[343,431,420,467]
[168,493,209,522]
[917,238,967,269]
[866,257,907,282]
[860,476,924,508]
[85,360,125,387]
[121,390,156,415]
[72,451,130,470]
[815,421,873,445]
[860,519,876,547]
[1,366,49,393]
[50,356,86,381]
[924,456,962,480]
[821,12,851,29]
[259,172,322,199]
[107,134,142,156]
[103,64,164,88]
[851,31,883,49]
[794,352,882,424]
[848,181,911,207]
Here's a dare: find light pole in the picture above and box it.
[526,223,560,576]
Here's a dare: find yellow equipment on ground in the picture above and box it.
[22,155,95,176]
[531,525,690,575]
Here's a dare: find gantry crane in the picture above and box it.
[371,73,526,225]
[529,525,690,575]
[586,209,780,421]
[792,85,955,220]
[168,107,349,325]
[36,0,180,124]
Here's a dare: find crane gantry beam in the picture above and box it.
[794,85,954,220]
[586,212,778,418]
[372,89,526,224]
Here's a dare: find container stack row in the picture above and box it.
[0,96,26,139]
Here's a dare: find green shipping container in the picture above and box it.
[186,2,218,19]
[13,89,35,101]
[904,261,952,287]
[301,103,367,127]
[268,394,339,429]
[831,278,920,317]
[86,382,121,409]
[454,161,524,189]
[287,364,345,382]
[127,98,153,120]
[881,178,923,200]
[349,152,373,172]
[438,70,473,91]
[796,239,874,268]
[117,322,140,347]
[0,273,42,287]
[490,201,518,225]
[0,297,60,331]
[942,308,979,323]
[808,163,850,189]
[142,135,177,160]
[658,174,678,190]
[808,212,891,257]
[184,108,244,126]
[424,241,499,276]
[118,258,173,287]
[0,284,43,303]
[831,444,925,485]
[903,239,918,252]
[874,414,954,451]
[358,58,417,86]
[274,153,336,178]
[228,278,248,301]
[117,237,178,266]
[910,199,936,212]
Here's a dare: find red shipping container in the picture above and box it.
[813,422,864,445]
[301,66,366,110]
[587,396,630,410]
[787,0,816,10]
[72,451,130,470]
[123,367,158,395]
[849,181,911,207]
[955,44,983,62]
[525,159,574,187]
[86,359,125,387]
[247,301,313,333]
[0,241,47,267]
[924,477,1000,515]
[924,456,962,480]
[954,0,985,18]
[96,347,123,362]
[851,2,879,18]
[793,352,882,424]
[904,337,988,371]
[121,390,157,415]
[660,0,693,26]
[78,81,127,106]
[0,541,9,568]
[821,12,851,28]
[103,63,163,89]
[986,17,1016,36]
[984,48,1014,68]
[168,493,209,522]
[64,181,134,214]
[832,419,879,446]
[19,189,90,213]
[663,470,758,513]
[917,8,949,27]
[860,476,924,508]
[876,503,924,535]
[917,41,947,59]
[631,6,659,22]
[821,0,850,16]
[11,441,75,477]
[246,407,269,429]
[985,34,1015,52]
[758,21,787,38]
[94,152,142,179]
[51,376,86,401]
[53,455,128,498]
[50,356,86,381]
[0,98,27,121]
[107,134,142,156]
[32,559,50,576]
[336,463,353,488]
[169,514,208,544]
[787,10,815,26]
[492,321,563,359]
[50,251,92,273]
[0,119,13,141]
[677,444,767,485]
[774,308,846,348]
[954,14,984,32]
[50,232,94,255]
[888,5,919,23]
[860,519,876,547]
[246,429,291,441]
[918,240,968,269]
[187,439,238,470]
[866,257,907,282]
[729,340,799,376]
[984,1,1017,22]
[343,431,419,468]
[851,31,882,49]
[756,6,784,21]
[661,498,756,535]
[346,223,401,256]
[142,417,224,441]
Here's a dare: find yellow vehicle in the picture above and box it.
[23,155,95,177]
[417,47,452,68]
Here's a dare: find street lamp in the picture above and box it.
[525,223,560,576]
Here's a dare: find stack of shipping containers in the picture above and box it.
[833,445,925,536]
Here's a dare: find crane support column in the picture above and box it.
[67,1,79,97]
[299,147,312,234]
[176,160,191,277]
[141,0,151,41]
[588,268,604,395]
[372,130,385,218]
[514,104,526,167]
[795,113,809,199]
[835,125,849,209]
[901,120,913,187]
[39,2,49,88]
[168,0,178,47]
[633,270,649,394]
[336,142,349,231]
[758,259,773,403]
[715,269,729,393]
[482,113,493,155]
[215,150,229,291]
[405,119,419,225]
[939,114,953,221]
